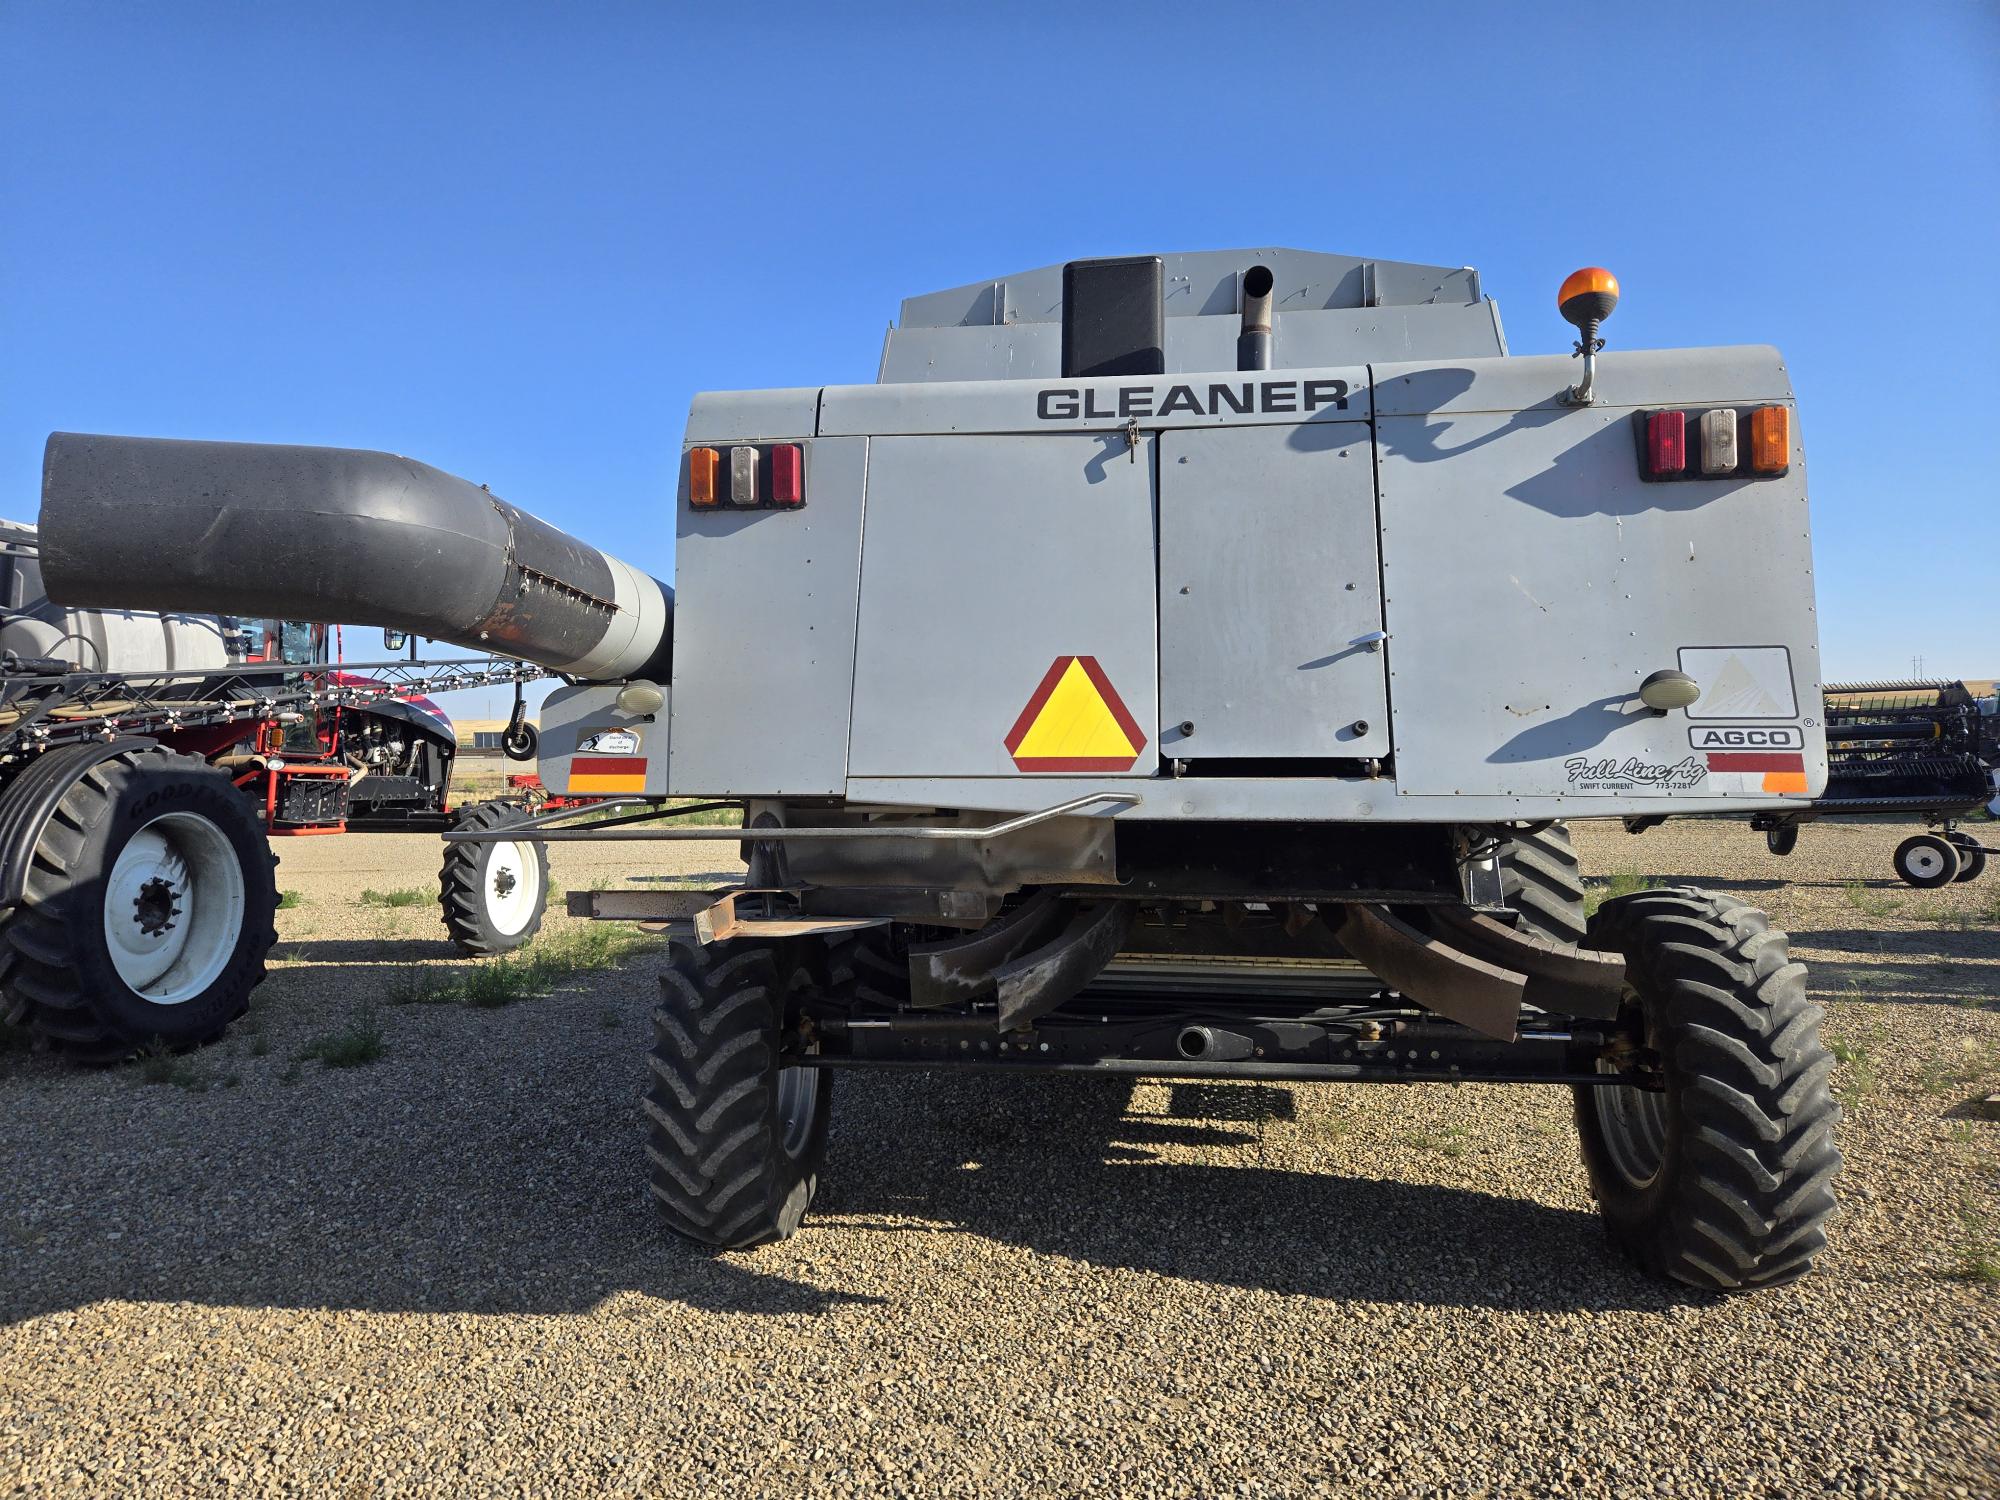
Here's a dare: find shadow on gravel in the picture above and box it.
[0,956,884,1329]
[2,975,1695,1327]
[814,1071,1700,1315]
[1791,928,1999,961]
[272,937,465,963]
[1800,957,1993,1005]
[1618,874,1790,892]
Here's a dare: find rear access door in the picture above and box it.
[1157,422,1390,763]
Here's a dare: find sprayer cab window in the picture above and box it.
[232,618,320,665]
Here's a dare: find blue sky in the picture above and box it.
[3,1,1995,720]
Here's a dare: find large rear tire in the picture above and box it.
[1575,887,1841,1291]
[1494,822,1588,945]
[0,743,277,1060]
[439,799,548,956]
[647,940,831,1249]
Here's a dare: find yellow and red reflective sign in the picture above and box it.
[570,755,647,794]
[1004,656,1146,772]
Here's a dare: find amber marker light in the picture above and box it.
[1557,266,1621,325]
[1749,407,1791,474]
[687,447,720,508]
[1557,267,1620,406]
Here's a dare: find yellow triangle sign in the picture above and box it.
[1004,656,1146,771]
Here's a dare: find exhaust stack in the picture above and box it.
[1237,264,1275,372]
[38,433,671,683]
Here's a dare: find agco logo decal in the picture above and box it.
[1689,725,1804,750]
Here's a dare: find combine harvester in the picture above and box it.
[41,248,1847,1290]
[0,520,555,1057]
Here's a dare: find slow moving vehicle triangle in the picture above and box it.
[1005,656,1146,772]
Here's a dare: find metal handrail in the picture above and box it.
[443,791,1144,844]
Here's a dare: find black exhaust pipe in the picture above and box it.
[38,433,671,683]
[1237,264,1275,372]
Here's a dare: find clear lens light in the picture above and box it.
[729,445,759,506]
[1699,409,1738,474]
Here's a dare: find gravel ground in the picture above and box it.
[1,808,1995,1496]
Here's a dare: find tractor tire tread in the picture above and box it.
[1495,822,1589,945]
[438,799,547,956]
[0,746,271,1061]
[646,940,827,1250]
[1576,886,1841,1291]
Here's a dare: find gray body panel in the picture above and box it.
[881,249,1502,384]
[1374,347,1821,802]
[819,367,1365,437]
[846,433,1159,779]
[671,436,867,797]
[1158,423,1389,760]
[533,681,672,799]
[880,305,1506,385]
[674,276,1824,825]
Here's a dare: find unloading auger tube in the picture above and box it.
[37,433,673,683]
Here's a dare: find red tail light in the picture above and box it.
[1645,410,1686,477]
[769,444,804,506]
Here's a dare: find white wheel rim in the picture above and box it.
[483,839,541,936]
[1906,846,1947,880]
[103,812,246,1005]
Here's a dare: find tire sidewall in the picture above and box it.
[1574,983,1688,1250]
[1945,833,1986,883]
[762,950,833,1235]
[63,756,275,1044]
[1895,834,1958,888]
[441,801,549,952]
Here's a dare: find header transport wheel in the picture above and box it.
[1893,833,1961,889]
[647,940,832,1249]
[439,799,549,956]
[1576,888,1841,1291]
[1945,831,1986,883]
[0,742,277,1060]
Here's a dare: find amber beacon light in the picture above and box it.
[1557,266,1620,406]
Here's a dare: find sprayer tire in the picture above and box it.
[0,743,276,1061]
[439,799,548,955]
[647,940,831,1249]
[1575,887,1840,1291]
[1494,821,1588,945]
